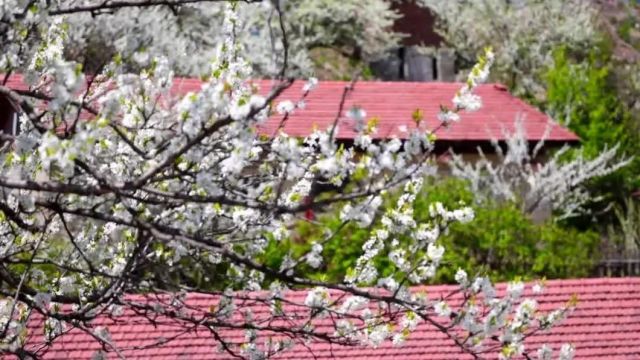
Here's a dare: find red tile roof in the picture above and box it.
[1,75,28,91]
[22,277,640,359]
[2,75,579,143]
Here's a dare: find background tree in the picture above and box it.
[448,118,629,220]
[57,0,401,77]
[421,0,640,255]
[418,0,598,97]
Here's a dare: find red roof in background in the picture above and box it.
[175,78,578,142]
[1,75,28,91]
[22,277,640,359]
[2,74,579,143]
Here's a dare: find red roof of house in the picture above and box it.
[185,79,579,142]
[2,75,579,143]
[22,277,640,359]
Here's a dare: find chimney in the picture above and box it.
[403,46,435,81]
[436,48,456,82]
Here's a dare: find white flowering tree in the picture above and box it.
[0,1,575,359]
[449,118,630,220]
[419,0,597,96]
[23,0,401,76]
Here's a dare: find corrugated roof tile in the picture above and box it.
[16,277,640,359]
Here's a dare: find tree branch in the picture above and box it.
[44,0,260,16]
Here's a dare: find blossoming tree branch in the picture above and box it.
[0,1,574,359]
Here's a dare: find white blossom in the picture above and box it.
[559,344,575,360]
[532,282,544,294]
[305,242,323,269]
[426,243,445,262]
[453,91,482,112]
[454,269,468,286]
[537,344,553,360]
[302,77,318,92]
[304,287,330,308]
[437,110,460,123]
[507,281,525,299]
[433,301,451,317]
[276,100,295,114]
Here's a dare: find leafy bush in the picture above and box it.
[544,47,634,159]
[543,47,640,225]
[263,179,600,284]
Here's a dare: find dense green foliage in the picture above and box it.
[415,180,600,282]
[544,47,631,159]
[542,46,640,220]
[262,179,600,284]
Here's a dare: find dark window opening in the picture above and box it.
[398,47,406,79]
[432,56,438,81]
[0,95,19,136]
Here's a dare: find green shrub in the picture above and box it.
[544,47,632,157]
[262,179,600,284]
[543,46,640,198]
[433,197,599,282]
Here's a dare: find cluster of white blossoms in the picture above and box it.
[0,2,576,359]
[439,47,494,123]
